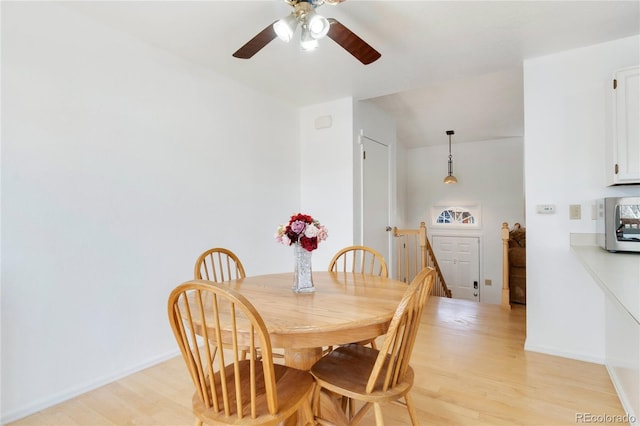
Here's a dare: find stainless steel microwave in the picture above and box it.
[597,197,640,252]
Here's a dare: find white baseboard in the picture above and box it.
[606,364,640,426]
[524,342,638,425]
[1,349,180,425]
[524,341,606,365]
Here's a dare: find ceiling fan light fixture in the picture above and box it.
[443,130,458,184]
[274,13,298,42]
[233,0,381,64]
[300,25,319,51]
[307,10,330,39]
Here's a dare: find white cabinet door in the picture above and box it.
[611,66,640,185]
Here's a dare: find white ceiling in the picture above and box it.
[63,0,640,148]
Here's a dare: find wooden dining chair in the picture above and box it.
[327,245,389,350]
[310,267,435,426]
[328,245,388,277]
[194,247,246,281]
[194,247,255,360]
[194,247,285,362]
[168,280,315,426]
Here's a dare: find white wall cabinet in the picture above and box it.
[609,65,640,185]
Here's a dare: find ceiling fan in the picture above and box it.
[232,0,381,65]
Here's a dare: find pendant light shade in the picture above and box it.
[443,174,458,184]
[300,24,319,51]
[307,10,330,39]
[443,130,458,184]
[274,13,298,43]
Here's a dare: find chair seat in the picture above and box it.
[311,343,414,403]
[194,360,314,425]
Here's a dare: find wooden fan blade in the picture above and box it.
[326,18,381,65]
[232,22,278,59]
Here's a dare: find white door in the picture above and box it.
[361,137,391,269]
[432,236,480,301]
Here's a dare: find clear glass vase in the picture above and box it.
[293,243,315,293]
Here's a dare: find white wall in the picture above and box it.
[406,138,525,304]
[396,144,409,228]
[523,35,640,363]
[298,99,398,270]
[299,98,355,269]
[1,3,301,422]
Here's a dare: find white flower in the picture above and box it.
[304,223,319,238]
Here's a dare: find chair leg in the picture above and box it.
[340,396,348,414]
[300,397,315,426]
[314,388,351,426]
[339,397,355,420]
[404,393,419,426]
[350,402,373,425]
[312,383,322,417]
[373,403,385,426]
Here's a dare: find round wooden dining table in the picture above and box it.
[214,271,409,370]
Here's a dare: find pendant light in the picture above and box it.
[443,130,458,184]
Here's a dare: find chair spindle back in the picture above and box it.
[194,248,246,282]
[328,245,389,277]
[168,281,278,420]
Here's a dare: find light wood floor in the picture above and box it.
[9,297,626,425]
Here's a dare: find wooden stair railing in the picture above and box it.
[393,222,452,298]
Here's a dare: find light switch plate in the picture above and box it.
[569,204,581,220]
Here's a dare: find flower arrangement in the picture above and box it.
[275,213,328,252]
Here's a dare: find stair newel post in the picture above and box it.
[501,222,511,309]
[419,222,427,270]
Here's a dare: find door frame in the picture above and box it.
[429,230,483,301]
[358,131,393,276]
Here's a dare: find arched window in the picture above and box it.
[432,205,480,228]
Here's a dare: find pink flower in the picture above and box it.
[290,220,306,234]
[316,226,328,241]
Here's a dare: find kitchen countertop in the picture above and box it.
[570,234,640,325]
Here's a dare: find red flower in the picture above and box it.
[300,236,318,252]
[290,213,313,224]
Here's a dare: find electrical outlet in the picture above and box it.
[569,204,581,220]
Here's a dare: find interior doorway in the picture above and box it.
[432,235,480,301]
[360,134,391,272]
